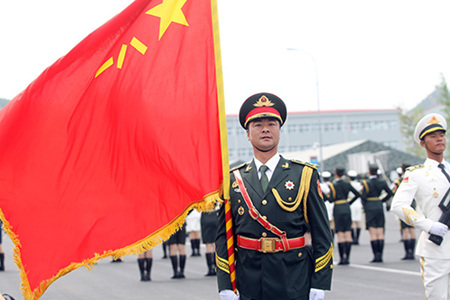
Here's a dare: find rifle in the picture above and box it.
[429,188,450,245]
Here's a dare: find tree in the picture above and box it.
[398,106,424,157]
[397,74,449,158]
[436,74,450,157]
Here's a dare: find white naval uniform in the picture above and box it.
[391,158,450,300]
[349,180,363,222]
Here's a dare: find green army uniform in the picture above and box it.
[215,157,333,300]
[361,177,394,229]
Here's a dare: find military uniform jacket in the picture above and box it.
[391,158,450,259]
[361,176,394,208]
[215,156,333,300]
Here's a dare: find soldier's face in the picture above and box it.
[246,118,280,152]
[421,130,446,155]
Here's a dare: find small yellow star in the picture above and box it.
[146,0,189,40]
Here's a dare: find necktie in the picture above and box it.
[260,165,269,192]
[438,163,450,183]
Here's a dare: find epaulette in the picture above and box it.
[290,159,318,169]
[406,164,424,172]
[230,163,246,172]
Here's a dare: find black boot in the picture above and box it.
[406,239,415,260]
[191,239,201,256]
[344,241,352,264]
[195,239,201,256]
[0,253,4,271]
[370,241,378,263]
[205,253,216,276]
[137,258,148,281]
[378,239,384,263]
[354,228,361,245]
[338,242,346,265]
[170,255,179,279]
[162,242,168,259]
[178,255,186,278]
[145,258,152,281]
[401,240,409,260]
[191,240,197,256]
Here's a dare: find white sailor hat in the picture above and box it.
[347,170,357,178]
[414,113,447,144]
[322,171,332,178]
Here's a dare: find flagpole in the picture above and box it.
[211,0,236,292]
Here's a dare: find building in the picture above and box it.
[0,98,9,109]
[227,108,402,164]
[284,139,422,178]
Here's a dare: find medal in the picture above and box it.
[285,181,295,190]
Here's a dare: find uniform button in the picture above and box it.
[262,216,267,220]
[262,200,268,205]
[298,252,303,258]
[238,199,241,203]
[262,232,267,237]
[288,197,292,201]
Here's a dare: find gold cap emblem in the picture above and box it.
[428,116,440,124]
[253,95,275,107]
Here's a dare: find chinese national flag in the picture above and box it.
[0,0,228,299]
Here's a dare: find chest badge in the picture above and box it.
[238,206,245,215]
[285,181,295,190]
[232,181,238,188]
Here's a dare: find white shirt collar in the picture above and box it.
[254,153,281,181]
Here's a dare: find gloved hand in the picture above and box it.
[429,222,448,237]
[219,290,240,300]
[309,288,325,300]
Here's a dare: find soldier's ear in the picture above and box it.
[419,139,426,148]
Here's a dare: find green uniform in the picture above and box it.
[362,177,394,228]
[215,157,333,300]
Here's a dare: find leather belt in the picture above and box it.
[334,200,348,205]
[367,197,380,201]
[237,235,305,253]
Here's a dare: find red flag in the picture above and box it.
[0,0,228,299]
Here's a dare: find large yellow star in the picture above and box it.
[146,0,189,40]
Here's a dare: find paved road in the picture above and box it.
[1,210,426,299]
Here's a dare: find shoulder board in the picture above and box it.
[406,164,424,172]
[230,163,246,172]
[290,159,318,169]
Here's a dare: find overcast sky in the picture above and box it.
[1,0,449,115]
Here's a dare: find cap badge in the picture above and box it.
[428,116,440,124]
[253,95,275,107]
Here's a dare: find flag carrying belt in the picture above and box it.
[232,170,305,253]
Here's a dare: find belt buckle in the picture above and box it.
[260,238,276,253]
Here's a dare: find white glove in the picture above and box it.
[310,288,325,300]
[219,290,240,300]
[429,222,448,237]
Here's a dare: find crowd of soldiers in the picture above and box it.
[319,163,416,266]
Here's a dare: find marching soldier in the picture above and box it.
[348,170,363,245]
[326,166,360,265]
[392,163,417,260]
[361,164,394,263]
[215,93,333,300]
[391,113,450,299]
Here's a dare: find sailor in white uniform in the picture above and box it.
[391,113,450,300]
